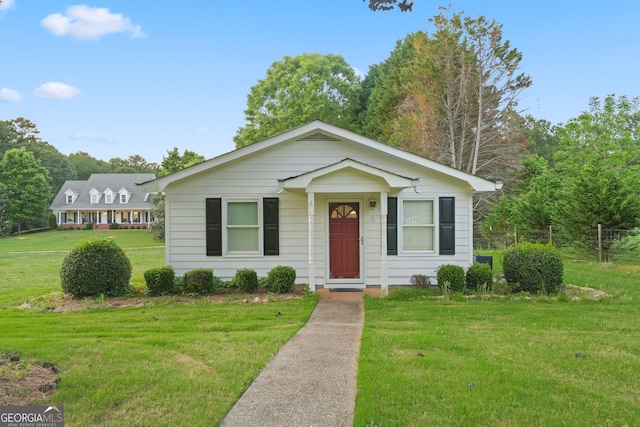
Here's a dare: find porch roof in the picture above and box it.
[278,158,418,192]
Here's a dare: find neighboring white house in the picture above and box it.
[50,173,156,229]
[138,121,498,295]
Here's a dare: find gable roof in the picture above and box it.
[138,121,498,193]
[50,173,156,210]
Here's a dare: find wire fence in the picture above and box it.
[475,225,639,263]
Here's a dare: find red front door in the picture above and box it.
[329,202,360,279]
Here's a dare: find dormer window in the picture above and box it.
[104,188,114,204]
[119,188,129,204]
[64,188,77,204]
[89,188,101,204]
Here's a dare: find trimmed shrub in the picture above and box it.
[48,213,57,230]
[109,222,120,230]
[144,266,175,296]
[235,269,259,293]
[503,243,564,294]
[466,263,493,292]
[267,266,296,293]
[436,264,465,293]
[182,269,214,295]
[60,238,132,298]
[85,222,94,230]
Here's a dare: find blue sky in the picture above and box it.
[1,0,638,163]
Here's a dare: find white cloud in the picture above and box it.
[41,5,146,40]
[0,88,22,102]
[34,82,81,99]
[70,132,114,144]
[0,0,15,11]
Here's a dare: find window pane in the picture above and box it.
[228,228,259,251]
[403,200,433,225]
[228,202,258,225]
[403,226,434,251]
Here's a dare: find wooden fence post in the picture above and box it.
[598,224,603,263]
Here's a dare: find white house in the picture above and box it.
[138,121,498,295]
[50,173,156,229]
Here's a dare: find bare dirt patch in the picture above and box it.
[0,355,60,406]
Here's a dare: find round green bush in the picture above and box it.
[466,262,493,292]
[235,269,258,293]
[267,266,296,293]
[109,222,120,230]
[60,238,132,298]
[182,269,214,295]
[85,222,94,230]
[144,266,175,296]
[436,264,466,292]
[503,243,563,294]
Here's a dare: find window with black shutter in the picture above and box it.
[439,197,455,255]
[205,198,222,256]
[263,197,279,255]
[387,197,397,255]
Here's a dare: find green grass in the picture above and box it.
[0,230,318,426]
[0,229,164,253]
[355,257,640,426]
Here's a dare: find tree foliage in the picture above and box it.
[234,53,361,147]
[150,148,206,241]
[365,0,414,12]
[360,8,530,184]
[553,95,640,255]
[0,148,52,235]
[0,183,12,237]
[159,148,204,177]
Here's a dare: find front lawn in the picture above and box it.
[0,230,318,426]
[355,259,640,426]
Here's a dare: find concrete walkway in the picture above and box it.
[219,294,364,427]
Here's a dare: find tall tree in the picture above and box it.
[3,118,77,195]
[521,115,560,167]
[361,8,531,179]
[67,151,112,179]
[553,95,640,257]
[108,155,158,174]
[150,148,206,241]
[234,53,361,147]
[159,148,205,177]
[0,148,52,235]
[0,183,12,237]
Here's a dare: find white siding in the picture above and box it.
[164,135,476,286]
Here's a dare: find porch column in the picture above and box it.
[307,192,316,292]
[380,192,389,296]
[76,210,80,225]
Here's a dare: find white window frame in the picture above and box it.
[66,195,73,204]
[91,194,98,204]
[398,197,436,254]
[222,198,263,256]
[120,193,128,203]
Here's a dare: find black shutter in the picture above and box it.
[206,198,222,256]
[439,197,455,255]
[387,197,398,255]
[263,197,279,256]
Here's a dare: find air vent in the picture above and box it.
[297,132,341,142]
